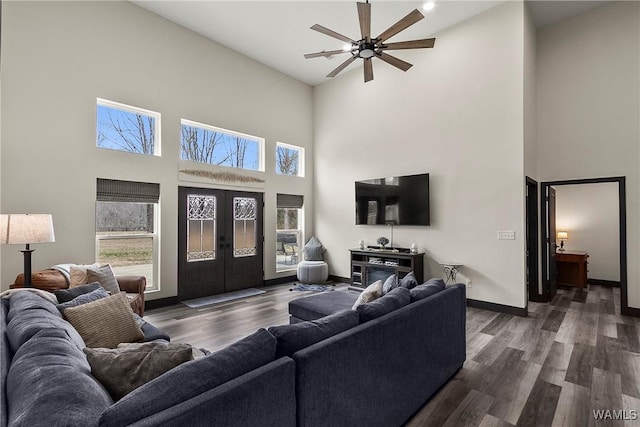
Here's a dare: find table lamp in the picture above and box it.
[557,230,568,252]
[0,214,55,287]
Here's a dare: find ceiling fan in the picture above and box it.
[304,1,436,83]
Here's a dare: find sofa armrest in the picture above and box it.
[117,276,146,294]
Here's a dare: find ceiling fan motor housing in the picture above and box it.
[358,40,377,58]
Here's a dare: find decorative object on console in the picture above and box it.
[358,240,365,250]
[376,236,389,249]
[0,214,56,288]
[304,0,436,83]
[557,230,568,252]
[410,243,418,254]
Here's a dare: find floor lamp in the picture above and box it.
[0,214,56,287]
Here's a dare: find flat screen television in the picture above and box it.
[355,173,430,226]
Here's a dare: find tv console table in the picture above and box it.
[349,249,424,290]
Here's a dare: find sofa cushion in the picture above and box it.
[6,291,85,352]
[84,342,194,400]
[288,290,359,322]
[56,287,110,313]
[352,280,383,309]
[63,293,144,348]
[100,328,277,426]
[399,271,419,289]
[54,282,102,303]
[86,264,121,295]
[410,278,446,302]
[356,286,411,322]
[268,309,359,358]
[6,328,113,426]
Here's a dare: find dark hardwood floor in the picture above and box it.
[145,284,640,426]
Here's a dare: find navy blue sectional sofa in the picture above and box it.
[1,282,465,427]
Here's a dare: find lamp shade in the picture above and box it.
[557,231,568,240]
[0,214,55,245]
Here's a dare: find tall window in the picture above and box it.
[276,142,304,177]
[96,179,160,292]
[276,194,304,272]
[181,119,263,171]
[96,99,161,156]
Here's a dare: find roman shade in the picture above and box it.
[97,179,160,204]
[277,194,304,209]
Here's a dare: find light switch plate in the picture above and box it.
[498,231,516,240]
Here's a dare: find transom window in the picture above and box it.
[276,142,304,177]
[96,98,161,156]
[181,119,263,171]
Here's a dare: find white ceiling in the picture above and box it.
[132,0,609,86]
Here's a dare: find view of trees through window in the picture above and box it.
[181,120,261,171]
[96,99,159,155]
[96,201,157,290]
[276,207,301,271]
[276,143,303,176]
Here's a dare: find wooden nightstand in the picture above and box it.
[556,251,589,288]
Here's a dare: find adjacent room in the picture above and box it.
[1,1,639,425]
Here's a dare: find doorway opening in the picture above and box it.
[539,177,629,315]
[526,177,541,303]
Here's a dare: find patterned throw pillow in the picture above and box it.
[63,293,144,348]
[302,236,325,261]
[86,264,120,295]
[352,280,383,309]
[84,342,194,400]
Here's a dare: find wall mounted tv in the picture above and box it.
[355,173,430,226]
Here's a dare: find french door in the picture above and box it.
[178,187,264,300]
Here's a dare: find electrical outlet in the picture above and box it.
[497,231,516,240]
[465,278,472,287]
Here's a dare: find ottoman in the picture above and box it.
[296,261,329,284]
[288,290,359,323]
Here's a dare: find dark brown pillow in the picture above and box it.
[84,342,194,400]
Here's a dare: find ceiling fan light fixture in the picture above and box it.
[342,43,353,52]
[422,1,435,12]
[358,40,376,58]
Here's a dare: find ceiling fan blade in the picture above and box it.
[364,58,374,82]
[375,9,424,43]
[357,2,371,41]
[381,38,435,50]
[376,52,413,72]
[304,50,350,59]
[327,56,357,78]
[311,24,355,44]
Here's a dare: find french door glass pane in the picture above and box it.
[233,197,257,257]
[187,195,216,262]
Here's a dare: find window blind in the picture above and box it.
[97,178,160,203]
[277,194,304,209]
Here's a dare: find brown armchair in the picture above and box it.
[11,269,146,317]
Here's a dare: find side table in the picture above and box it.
[439,262,463,284]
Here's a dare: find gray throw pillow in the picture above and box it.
[84,343,195,400]
[54,282,102,303]
[399,271,419,289]
[268,309,359,358]
[302,236,325,261]
[381,274,398,294]
[356,287,411,322]
[86,265,120,295]
[56,287,110,313]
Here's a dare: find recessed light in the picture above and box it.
[423,1,435,12]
